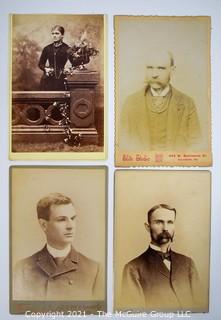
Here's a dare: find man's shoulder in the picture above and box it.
[78,252,99,267]
[76,251,101,282]
[77,251,100,270]
[122,89,146,115]
[125,89,146,103]
[123,86,194,109]
[14,248,44,271]
[171,250,194,264]
[125,250,149,268]
[125,248,194,267]
[15,248,101,273]
[171,86,195,104]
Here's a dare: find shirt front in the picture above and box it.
[146,88,172,150]
[149,243,171,270]
[150,84,170,97]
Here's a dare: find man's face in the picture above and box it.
[146,208,175,246]
[145,52,174,92]
[51,29,63,43]
[40,203,77,249]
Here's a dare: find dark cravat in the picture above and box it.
[157,251,171,261]
[54,256,65,266]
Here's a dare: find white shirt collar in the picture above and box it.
[150,242,171,252]
[46,243,71,258]
[150,84,170,97]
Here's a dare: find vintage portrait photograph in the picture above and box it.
[10,14,105,160]
[10,166,107,314]
[114,170,210,313]
[115,16,211,166]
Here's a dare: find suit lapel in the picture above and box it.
[36,246,57,276]
[156,258,171,279]
[53,247,78,277]
[170,251,180,281]
[166,87,185,146]
[36,245,78,277]
[137,89,151,147]
[147,247,170,279]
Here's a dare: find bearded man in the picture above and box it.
[121,204,201,310]
[120,51,201,151]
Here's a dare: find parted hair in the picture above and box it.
[51,25,65,35]
[37,193,73,220]
[147,204,176,223]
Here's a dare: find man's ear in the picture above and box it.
[38,218,48,233]
[170,65,176,78]
[144,222,150,232]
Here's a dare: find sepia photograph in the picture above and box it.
[114,170,210,312]
[10,166,107,314]
[10,14,106,160]
[115,16,211,166]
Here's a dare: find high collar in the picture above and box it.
[149,242,171,253]
[53,41,63,48]
[149,84,171,97]
[46,243,71,258]
[35,245,78,277]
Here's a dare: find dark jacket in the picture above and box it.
[38,42,71,91]
[13,246,103,301]
[122,247,201,311]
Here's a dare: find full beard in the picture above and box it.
[151,230,174,245]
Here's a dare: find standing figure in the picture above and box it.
[38,25,71,91]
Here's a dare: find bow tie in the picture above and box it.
[157,251,171,261]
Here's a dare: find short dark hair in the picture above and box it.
[147,204,176,223]
[51,25,65,35]
[37,193,73,220]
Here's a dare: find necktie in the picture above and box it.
[158,251,171,261]
[54,257,65,266]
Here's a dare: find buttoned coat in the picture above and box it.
[13,246,103,301]
[38,42,71,91]
[120,86,201,151]
[121,247,201,311]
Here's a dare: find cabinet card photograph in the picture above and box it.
[115,16,211,166]
[114,170,210,313]
[10,14,106,160]
[10,166,107,314]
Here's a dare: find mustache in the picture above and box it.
[150,229,174,244]
[149,80,163,85]
[157,230,173,241]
